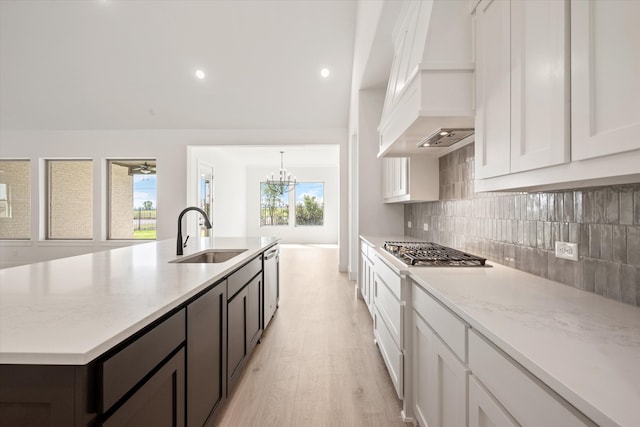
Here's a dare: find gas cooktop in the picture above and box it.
[383,241,489,267]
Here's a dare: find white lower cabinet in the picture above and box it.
[413,293,469,427]
[469,375,519,427]
[372,254,406,399]
[412,312,433,427]
[468,330,596,427]
[414,311,470,427]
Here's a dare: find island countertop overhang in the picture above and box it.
[0,236,278,365]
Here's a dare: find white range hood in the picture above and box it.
[378,0,475,158]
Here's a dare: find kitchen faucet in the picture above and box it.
[176,207,212,256]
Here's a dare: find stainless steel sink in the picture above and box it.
[171,249,247,264]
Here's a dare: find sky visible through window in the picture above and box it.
[295,182,324,204]
[134,175,157,209]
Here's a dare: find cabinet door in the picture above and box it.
[469,376,519,427]
[103,348,185,427]
[187,283,226,427]
[510,0,569,173]
[571,0,640,160]
[360,253,368,301]
[227,287,247,386]
[413,312,436,427]
[475,0,511,179]
[246,274,262,353]
[397,158,408,196]
[427,332,470,427]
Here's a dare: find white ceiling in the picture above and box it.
[0,0,357,131]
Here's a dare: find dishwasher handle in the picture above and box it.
[264,247,279,260]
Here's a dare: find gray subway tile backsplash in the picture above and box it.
[405,142,640,307]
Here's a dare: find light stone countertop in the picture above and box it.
[361,235,640,427]
[0,236,278,365]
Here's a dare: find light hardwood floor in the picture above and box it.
[215,244,411,427]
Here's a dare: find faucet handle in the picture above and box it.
[183,235,190,248]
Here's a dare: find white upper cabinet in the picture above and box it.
[571,0,640,161]
[382,156,439,203]
[475,0,511,179]
[474,0,640,192]
[475,0,570,180]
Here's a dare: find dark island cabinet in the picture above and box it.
[226,256,263,395]
[102,348,185,427]
[0,254,266,427]
[187,280,226,427]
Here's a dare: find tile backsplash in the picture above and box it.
[404,143,640,307]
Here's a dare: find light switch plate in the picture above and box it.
[555,241,578,261]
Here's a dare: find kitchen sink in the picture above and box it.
[171,249,247,264]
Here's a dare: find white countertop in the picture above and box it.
[362,235,640,427]
[0,237,278,365]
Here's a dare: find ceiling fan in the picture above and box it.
[131,161,156,175]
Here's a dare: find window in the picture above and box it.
[295,182,324,226]
[47,160,93,239]
[108,160,157,240]
[260,181,324,227]
[260,183,289,226]
[0,160,31,239]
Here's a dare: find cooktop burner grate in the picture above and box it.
[383,241,488,267]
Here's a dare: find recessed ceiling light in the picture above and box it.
[320,68,330,78]
[195,69,206,80]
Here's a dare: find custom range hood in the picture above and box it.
[378,0,475,158]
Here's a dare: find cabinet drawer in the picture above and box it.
[413,283,467,362]
[374,274,403,348]
[227,256,262,299]
[101,309,186,412]
[469,330,595,427]
[373,255,401,299]
[374,306,403,399]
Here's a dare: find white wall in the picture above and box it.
[0,128,346,268]
[358,89,404,237]
[188,146,247,237]
[245,166,339,244]
[347,0,403,280]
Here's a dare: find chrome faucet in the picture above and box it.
[177,207,212,256]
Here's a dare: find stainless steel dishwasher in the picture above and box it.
[263,245,279,330]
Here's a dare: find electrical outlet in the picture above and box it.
[555,241,578,261]
[423,223,429,231]
[408,221,412,228]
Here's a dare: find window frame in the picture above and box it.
[107,159,157,241]
[0,159,31,240]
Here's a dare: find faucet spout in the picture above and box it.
[177,207,212,256]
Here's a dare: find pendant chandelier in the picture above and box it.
[265,151,297,195]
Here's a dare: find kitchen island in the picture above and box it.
[361,235,640,427]
[0,236,278,426]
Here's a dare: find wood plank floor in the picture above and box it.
[215,244,411,427]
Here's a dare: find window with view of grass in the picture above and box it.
[295,182,324,226]
[0,160,31,239]
[108,160,157,240]
[260,183,289,226]
[260,181,324,227]
[47,160,93,239]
